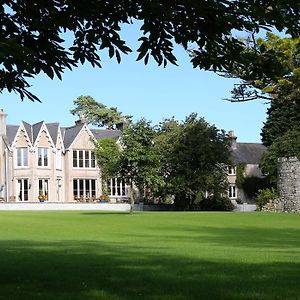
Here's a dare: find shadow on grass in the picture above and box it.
[125,224,300,251]
[0,240,300,300]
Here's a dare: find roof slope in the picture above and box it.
[46,123,60,145]
[6,125,19,146]
[62,124,84,149]
[22,121,33,144]
[32,121,44,144]
[231,143,267,164]
[91,129,122,140]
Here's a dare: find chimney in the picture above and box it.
[116,117,128,131]
[228,130,237,150]
[0,109,7,136]
[75,112,87,126]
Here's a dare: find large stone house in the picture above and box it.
[0,109,125,203]
[227,131,267,202]
[0,109,266,203]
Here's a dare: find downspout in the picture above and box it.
[4,148,9,202]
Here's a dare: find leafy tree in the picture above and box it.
[225,33,300,104]
[260,129,300,185]
[118,119,164,212]
[261,98,300,147]
[1,1,299,101]
[157,113,230,210]
[70,95,129,129]
[94,137,121,194]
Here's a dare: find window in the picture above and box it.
[56,149,62,169]
[73,150,96,168]
[107,178,127,197]
[227,165,236,175]
[16,147,28,167]
[38,147,49,167]
[17,179,29,201]
[38,179,49,199]
[228,185,237,199]
[73,179,96,200]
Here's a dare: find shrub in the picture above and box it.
[241,176,271,199]
[256,188,278,211]
[198,195,234,211]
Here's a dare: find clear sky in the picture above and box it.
[1,24,268,143]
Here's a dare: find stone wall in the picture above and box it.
[277,157,300,212]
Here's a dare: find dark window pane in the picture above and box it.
[79,151,83,168]
[91,152,95,168]
[73,151,78,167]
[44,149,48,166]
[84,151,89,168]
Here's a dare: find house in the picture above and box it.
[0,109,127,203]
[0,108,266,204]
[227,131,267,202]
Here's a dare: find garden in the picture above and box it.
[0,211,299,299]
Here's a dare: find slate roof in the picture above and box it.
[46,123,60,145]
[91,129,122,140]
[61,124,84,149]
[32,121,44,144]
[6,125,19,145]
[230,143,267,164]
[22,121,33,144]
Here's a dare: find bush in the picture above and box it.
[197,195,234,211]
[241,176,271,199]
[256,188,278,211]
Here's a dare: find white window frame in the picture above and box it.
[17,178,29,201]
[228,185,237,199]
[227,165,236,175]
[15,147,28,167]
[38,178,49,199]
[37,147,49,167]
[73,179,97,200]
[73,150,96,169]
[108,178,128,197]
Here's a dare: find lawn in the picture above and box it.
[0,211,299,300]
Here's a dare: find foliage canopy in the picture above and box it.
[1,1,300,101]
[70,95,128,129]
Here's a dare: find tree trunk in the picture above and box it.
[130,182,134,214]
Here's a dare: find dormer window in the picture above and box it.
[38,147,49,167]
[73,150,96,169]
[16,147,28,167]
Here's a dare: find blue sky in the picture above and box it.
[1,24,268,143]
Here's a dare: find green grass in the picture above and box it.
[0,211,300,300]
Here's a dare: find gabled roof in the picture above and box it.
[62,124,84,149]
[32,121,44,144]
[6,120,122,149]
[46,123,60,145]
[22,121,33,143]
[230,143,267,164]
[6,125,19,146]
[91,129,122,140]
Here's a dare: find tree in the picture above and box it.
[261,98,300,147]
[1,1,299,101]
[157,113,230,210]
[118,119,164,212]
[225,33,300,103]
[94,137,121,194]
[70,95,129,129]
[260,129,300,185]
